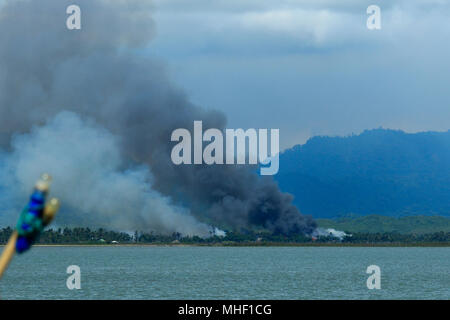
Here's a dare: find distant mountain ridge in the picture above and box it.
[277,129,450,218]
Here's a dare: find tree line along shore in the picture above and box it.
[0,227,449,246]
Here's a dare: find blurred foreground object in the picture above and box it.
[0,174,60,279]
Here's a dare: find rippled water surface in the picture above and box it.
[0,246,448,299]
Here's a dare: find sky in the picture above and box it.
[147,0,450,150]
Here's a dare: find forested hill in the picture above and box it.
[277,129,450,218]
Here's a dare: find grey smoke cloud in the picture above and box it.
[0,0,316,235]
[0,112,213,236]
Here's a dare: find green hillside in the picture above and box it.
[277,129,450,218]
[316,215,450,234]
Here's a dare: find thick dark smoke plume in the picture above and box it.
[0,0,316,235]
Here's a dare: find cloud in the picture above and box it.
[152,0,450,56]
[149,0,450,149]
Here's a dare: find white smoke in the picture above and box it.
[313,228,350,240]
[213,227,226,237]
[0,111,215,237]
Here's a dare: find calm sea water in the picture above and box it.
[0,246,448,299]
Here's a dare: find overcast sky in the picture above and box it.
[147,0,450,149]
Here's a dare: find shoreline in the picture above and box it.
[1,242,447,248]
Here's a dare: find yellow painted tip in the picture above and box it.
[35,173,52,192]
[43,198,60,225]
